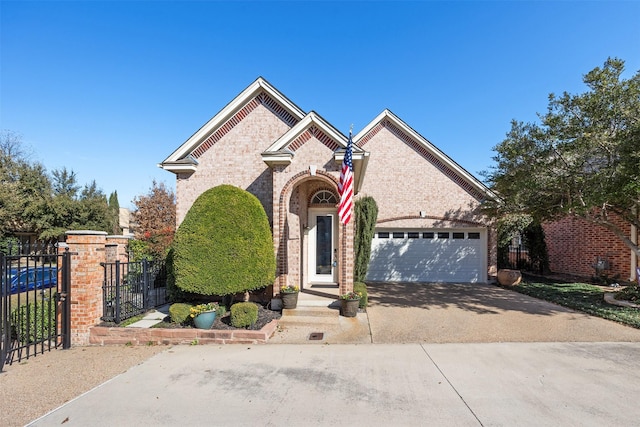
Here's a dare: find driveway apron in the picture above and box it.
[365,282,640,343]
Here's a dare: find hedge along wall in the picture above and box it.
[543,212,638,281]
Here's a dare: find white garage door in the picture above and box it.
[366,229,486,283]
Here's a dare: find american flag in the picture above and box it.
[338,132,354,225]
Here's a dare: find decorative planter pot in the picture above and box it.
[340,298,360,317]
[281,292,299,309]
[497,269,522,286]
[193,311,217,329]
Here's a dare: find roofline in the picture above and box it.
[356,109,497,201]
[161,77,307,164]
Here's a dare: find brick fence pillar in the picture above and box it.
[64,230,107,346]
[105,235,132,263]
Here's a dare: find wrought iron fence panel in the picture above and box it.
[101,259,168,324]
[1,242,71,372]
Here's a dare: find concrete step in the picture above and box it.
[279,306,340,326]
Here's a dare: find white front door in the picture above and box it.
[308,209,337,283]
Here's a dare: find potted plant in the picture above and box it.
[280,285,299,309]
[190,302,220,329]
[339,291,361,317]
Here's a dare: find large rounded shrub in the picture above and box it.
[171,185,275,296]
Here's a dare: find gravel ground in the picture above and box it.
[0,345,167,427]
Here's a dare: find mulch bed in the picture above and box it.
[101,304,282,331]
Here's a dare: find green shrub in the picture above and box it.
[169,303,193,324]
[170,185,275,297]
[12,299,55,344]
[354,197,378,282]
[230,302,258,328]
[354,282,368,309]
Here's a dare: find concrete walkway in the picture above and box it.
[28,342,640,426]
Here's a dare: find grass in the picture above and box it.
[504,275,640,329]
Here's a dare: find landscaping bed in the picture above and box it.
[498,273,640,329]
[92,304,282,346]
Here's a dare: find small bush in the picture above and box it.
[12,300,55,344]
[169,303,192,324]
[230,302,258,328]
[354,282,368,309]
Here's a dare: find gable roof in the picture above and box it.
[261,111,370,193]
[159,77,306,173]
[355,109,496,201]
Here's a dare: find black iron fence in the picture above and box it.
[101,259,168,324]
[1,243,71,372]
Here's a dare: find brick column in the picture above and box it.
[105,235,132,263]
[64,230,107,346]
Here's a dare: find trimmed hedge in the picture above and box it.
[169,303,192,324]
[170,185,275,296]
[354,282,368,309]
[230,302,259,328]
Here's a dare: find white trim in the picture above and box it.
[161,77,306,165]
[308,208,338,284]
[355,110,497,201]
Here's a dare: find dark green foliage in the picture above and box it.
[616,285,640,303]
[354,196,378,282]
[108,191,121,235]
[485,58,640,258]
[12,299,55,344]
[169,303,192,324]
[171,185,275,296]
[521,222,549,274]
[230,302,258,328]
[354,282,368,309]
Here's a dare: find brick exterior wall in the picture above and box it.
[168,85,497,291]
[175,103,292,227]
[357,123,496,279]
[543,213,638,281]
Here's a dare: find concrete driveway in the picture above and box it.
[366,282,640,343]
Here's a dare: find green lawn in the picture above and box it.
[503,275,640,329]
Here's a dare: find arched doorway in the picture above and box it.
[308,190,339,284]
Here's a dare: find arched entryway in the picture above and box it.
[274,170,353,296]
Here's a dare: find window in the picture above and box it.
[437,232,449,239]
[423,232,434,239]
[468,232,481,239]
[407,232,419,239]
[453,232,465,239]
[393,232,404,239]
[311,190,338,205]
[378,232,389,238]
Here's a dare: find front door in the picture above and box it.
[309,209,337,284]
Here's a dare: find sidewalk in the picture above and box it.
[28,342,640,426]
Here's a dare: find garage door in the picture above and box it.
[366,229,486,283]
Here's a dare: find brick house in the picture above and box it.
[543,212,639,282]
[160,77,497,297]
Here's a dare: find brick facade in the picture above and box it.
[543,213,638,281]
[162,78,497,294]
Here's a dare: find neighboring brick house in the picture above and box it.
[160,77,497,297]
[544,212,639,282]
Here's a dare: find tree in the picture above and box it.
[131,180,176,257]
[354,196,378,282]
[108,191,121,235]
[170,185,275,300]
[0,130,51,240]
[485,58,640,257]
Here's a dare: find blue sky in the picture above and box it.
[2,1,639,209]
